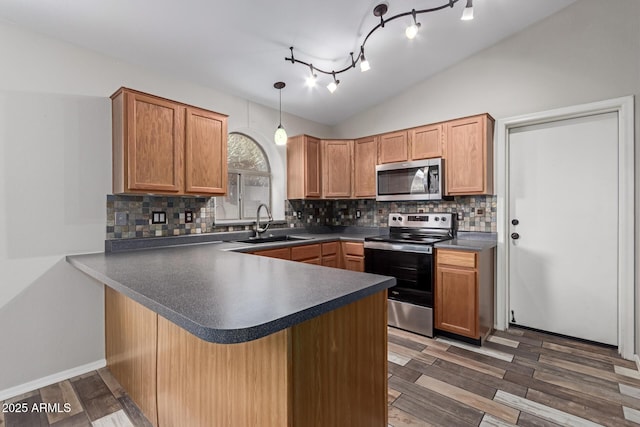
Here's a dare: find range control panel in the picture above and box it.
[388,212,454,229]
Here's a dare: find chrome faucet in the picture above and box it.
[255,203,273,236]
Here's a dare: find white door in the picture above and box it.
[508,112,618,345]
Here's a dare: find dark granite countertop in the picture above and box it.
[67,237,395,344]
[434,232,497,251]
[69,228,497,344]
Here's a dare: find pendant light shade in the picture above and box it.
[274,124,287,146]
[273,82,288,145]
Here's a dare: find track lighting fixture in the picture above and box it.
[461,0,474,21]
[273,82,287,146]
[405,9,421,39]
[285,0,472,90]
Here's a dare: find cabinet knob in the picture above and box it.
[511,232,520,240]
[511,219,519,226]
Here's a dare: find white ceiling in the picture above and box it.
[0,0,576,125]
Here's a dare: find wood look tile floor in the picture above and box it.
[3,327,640,426]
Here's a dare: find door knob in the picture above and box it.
[511,219,519,226]
[511,232,520,240]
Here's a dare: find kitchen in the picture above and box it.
[1,0,640,426]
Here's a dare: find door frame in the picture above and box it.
[495,96,635,359]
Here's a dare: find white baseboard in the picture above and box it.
[635,354,640,371]
[0,359,106,401]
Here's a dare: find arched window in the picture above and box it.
[216,133,271,220]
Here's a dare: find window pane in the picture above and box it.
[242,175,270,219]
[228,133,269,172]
[216,173,239,220]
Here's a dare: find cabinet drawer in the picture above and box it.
[252,247,291,260]
[437,250,476,268]
[321,241,338,256]
[291,244,322,261]
[342,242,364,257]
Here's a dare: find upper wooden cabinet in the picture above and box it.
[353,136,378,198]
[378,131,409,164]
[287,135,321,199]
[185,107,228,195]
[444,114,494,195]
[409,123,443,160]
[111,88,228,196]
[322,140,353,199]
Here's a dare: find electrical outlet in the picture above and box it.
[185,210,194,223]
[152,211,167,224]
[457,212,464,221]
[115,212,128,226]
[476,208,484,215]
[296,211,302,220]
[356,210,361,219]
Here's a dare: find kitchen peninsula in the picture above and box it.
[67,241,395,427]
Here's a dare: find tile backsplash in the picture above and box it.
[286,196,496,232]
[107,195,496,239]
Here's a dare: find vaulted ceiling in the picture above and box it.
[0,0,576,125]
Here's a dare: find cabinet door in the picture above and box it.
[344,256,365,272]
[445,115,493,195]
[322,140,352,198]
[291,244,321,262]
[435,266,478,338]
[252,247,291,260]
[353,136,377,198]
[322,255,339,268]
[185,107,228,195]
[126,92,184,193]
[305,136,322,198]
[287,135,321,199]
[378,131,408,164]
[410,124,443,160]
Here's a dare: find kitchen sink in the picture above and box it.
[234,235,311,244]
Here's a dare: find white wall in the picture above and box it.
[0,22,333,393]
[334,0,640,355]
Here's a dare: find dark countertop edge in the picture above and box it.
[66,254,395,344]
[106,231,375,253]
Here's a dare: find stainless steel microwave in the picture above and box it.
[376,158,444,201]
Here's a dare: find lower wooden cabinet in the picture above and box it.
[342,242,365,272]
[321,242,340,268]
[435,248,494,342]
[251,240,366,273]
[291,244,321,264]
[251,247,291,260]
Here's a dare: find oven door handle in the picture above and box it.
[363,241,433,254]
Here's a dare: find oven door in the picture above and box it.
[364,246,433,307]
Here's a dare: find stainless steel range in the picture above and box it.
[364,213,456,337]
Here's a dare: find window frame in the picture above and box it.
[216,133,272,223]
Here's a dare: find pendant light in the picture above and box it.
[273,81,287,146]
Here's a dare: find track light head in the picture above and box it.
[461,0,474,20]
[359,48,370,72]
[405,22,421,39]
[327,73,340,93]
[406,9,421,39]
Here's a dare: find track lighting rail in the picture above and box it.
[285,0,467,88]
